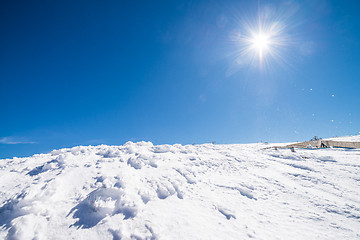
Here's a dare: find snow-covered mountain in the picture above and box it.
[1,140,360,239]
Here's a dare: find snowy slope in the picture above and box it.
[1,141,360,239]
[325,135,360,142]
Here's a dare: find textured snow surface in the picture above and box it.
[326,135,360,142]
[1,141,360,239]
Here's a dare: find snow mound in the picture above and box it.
[1,141,360,239]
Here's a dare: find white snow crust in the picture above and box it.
[1,141,360,239]
[325,135,360,142]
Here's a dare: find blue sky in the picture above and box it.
[1,0,360,158]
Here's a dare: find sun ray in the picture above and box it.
[227,5,296,74]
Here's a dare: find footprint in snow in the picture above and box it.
[175,169,196,184]
[156,181,183,200]
[236,187,256,200]
[68,188,138,229]
[217,206,236,220]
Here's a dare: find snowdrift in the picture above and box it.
[1,141,360,239]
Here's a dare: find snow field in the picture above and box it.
[0,141,360,239]
[325,135,360,142]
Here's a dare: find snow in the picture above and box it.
[1,141,360,239]
[325,135,360,142]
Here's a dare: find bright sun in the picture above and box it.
[230,9,290,71]
[252,33,269,51]
[250,32,271,60]
[231,15,288,69]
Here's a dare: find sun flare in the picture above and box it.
[250,32,271,60]
[229,9,290,72]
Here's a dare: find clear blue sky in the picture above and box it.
[1,0,360,158]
